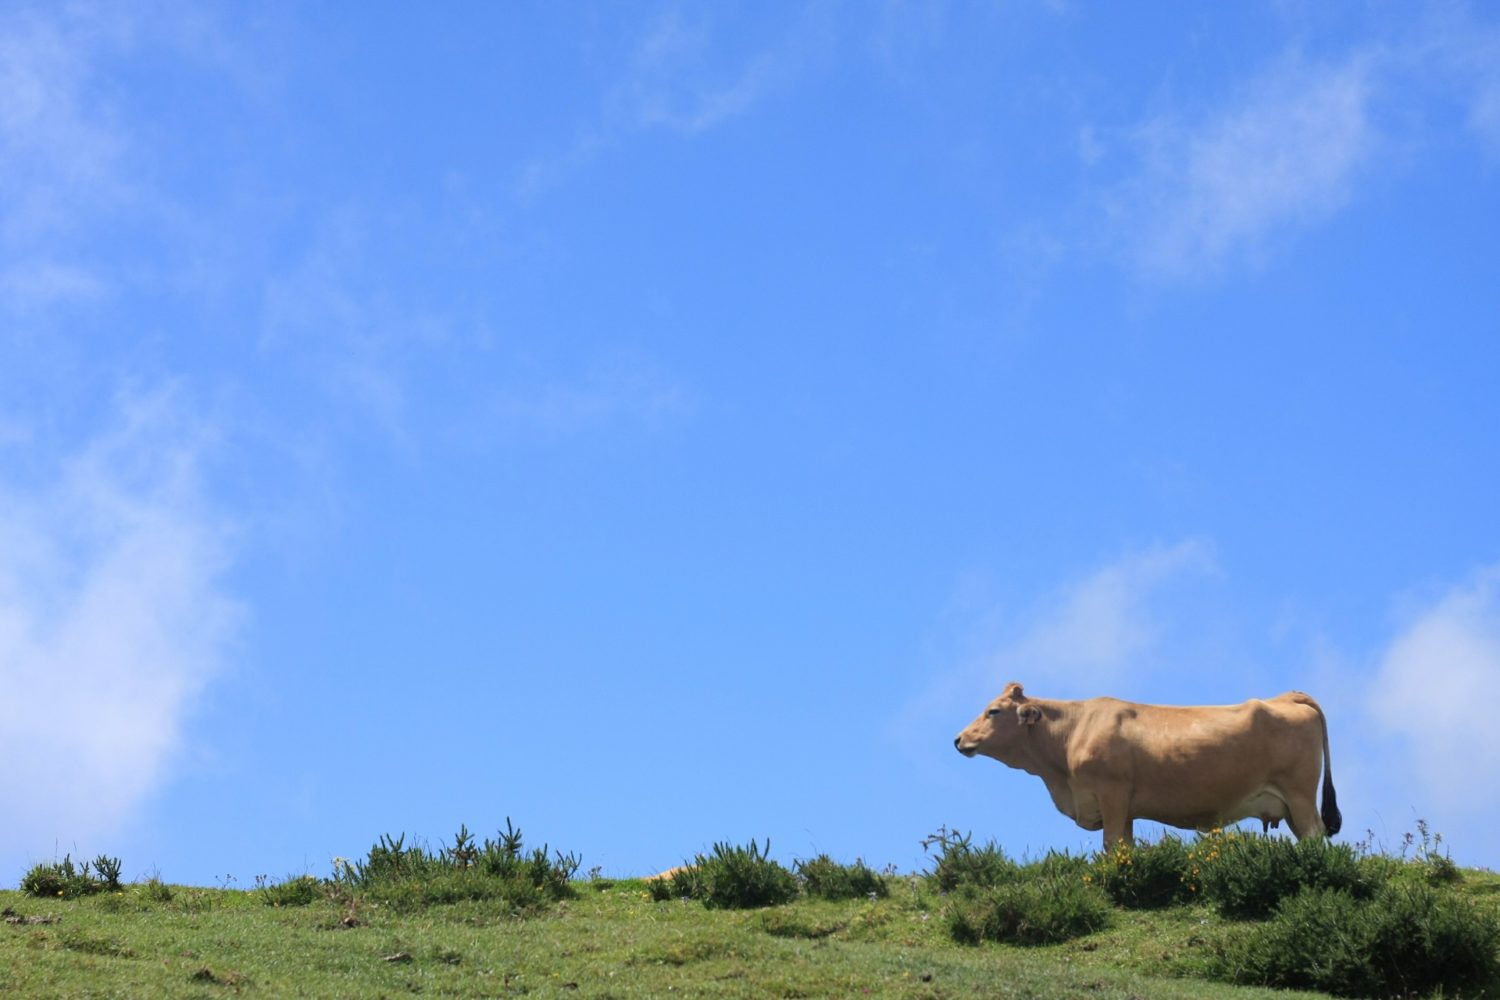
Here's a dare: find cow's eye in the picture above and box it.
[985,708,1000,717]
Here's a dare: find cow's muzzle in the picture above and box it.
[954,736,978,757]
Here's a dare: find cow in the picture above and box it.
[953,682,1341,848]
[646,865,693,882]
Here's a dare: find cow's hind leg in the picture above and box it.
[1285,795,1325,841]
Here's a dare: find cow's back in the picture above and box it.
[1068,694,1324,831]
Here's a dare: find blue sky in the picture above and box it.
[3,1,1499,885]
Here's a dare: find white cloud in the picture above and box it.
[517,7,823,196]
[1095,7,1500,281]
[1113,53,1377,279]
[0,4,130,246]
[1005,540,1219,692]
[1425,9,1500,156]
[257,210,416,442]
[483,356,691,439]
[1,259,106,312]
[902,539,1219,735]
[1472,81,1500,153]
[259,210,691,447]
[618,11,793,134]
[1368,567,1500,811]
[0,388,241,860]
[0,2,259,317]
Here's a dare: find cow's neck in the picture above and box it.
[1012,700,1080,801]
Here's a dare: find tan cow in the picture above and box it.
[954,682,1341,847]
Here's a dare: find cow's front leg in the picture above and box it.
[1098,787,1134,849]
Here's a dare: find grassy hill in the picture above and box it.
[3,832,1497,999]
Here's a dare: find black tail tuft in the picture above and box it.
[1321,769,1342,837]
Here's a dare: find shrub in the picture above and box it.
[21,854,124,899]
[1024,849,1092,882]
[795,855,888,900]
[946,876,1111,947]
[92,855,123,890]
[921,826,1018,893]
[1194,829,1381,919]
[338,820,578,913]
[258,875,322,907]
[1401,818,1462,885]
[647,866,701,902]
[1091,835,1193,909]
[365,870,549,913]
[139,878,173,903]
[662,840,798,910]
[21,859,73,898]
[348,833,442,884]
[1211,882,1500,998]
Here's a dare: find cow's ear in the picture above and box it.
[1002,681,1025,700]
[1017,704,1042,726]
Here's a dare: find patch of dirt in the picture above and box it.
[189,967,251,989]
[2,910,58,927]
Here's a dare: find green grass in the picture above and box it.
[4,846,1496,998]
[0,879,1304,999]
[11,871,1495,998]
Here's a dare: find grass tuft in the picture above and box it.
[920,825,1018,892]
[795,854,889,900]
[945,875,1112,946]
[21,855,124,900]
[651,840,798,909]
[333,819,579,914]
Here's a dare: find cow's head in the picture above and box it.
[954,681,1042,759]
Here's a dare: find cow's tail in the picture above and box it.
[1298,693,1342,838]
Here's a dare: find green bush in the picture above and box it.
[1399,818,1463,885]
[1194,830,1381,919]
[921,826,1018,893]
[337,820,578,913]
[1024,849,1092,882]
[795,855,888,900]
[647,866,702,902]
[348,832,443,884]
[1211,882,1500,998]
[139,878,173,903]
[258,875,322,907]
[661,840,798,910]
[1091,836,1193,910]
[946,876,1111,946]
[364,870,549,913]
[21,854,124,899]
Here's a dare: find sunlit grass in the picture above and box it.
[4,825,1496,998]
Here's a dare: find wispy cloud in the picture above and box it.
[0,259,106,313]
[1005,540,1219,691]
[1421,6,1500,157]
[618,10,800,134]
[1107,53,1378,279]
[0,2,259,314]
[482,355,692,440]
[257,210,416,443]
[1367,567,1500,812]
[0,388,241,860]
[901,539,1219,737]
[1091,7,1500,281]
[0,4,130,307]
[518,7,824,196]
[260,209,693,447]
